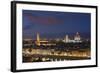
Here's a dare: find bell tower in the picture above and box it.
[36,33,40,46]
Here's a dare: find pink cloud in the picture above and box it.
[24,13,63,25]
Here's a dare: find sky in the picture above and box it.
[23,10,91,39]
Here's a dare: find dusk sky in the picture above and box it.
[23,10,91,39]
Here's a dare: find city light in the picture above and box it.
[22,32,91,62]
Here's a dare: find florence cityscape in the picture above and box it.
[22,10,91,62]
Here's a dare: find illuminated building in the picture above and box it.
[74,32,81,41]
[36,33,41,46]
[35,33,56,46]
[23,39,33,47]
[63,32,82,43]
[24,32,82,47]
[64,35,69,43]
[74,32,82,42]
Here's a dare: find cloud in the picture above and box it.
[23,13,63,25]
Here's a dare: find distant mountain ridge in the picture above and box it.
[23,32,90,40]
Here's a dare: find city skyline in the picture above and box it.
[23,10,91,39]
[22,10,91,62]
